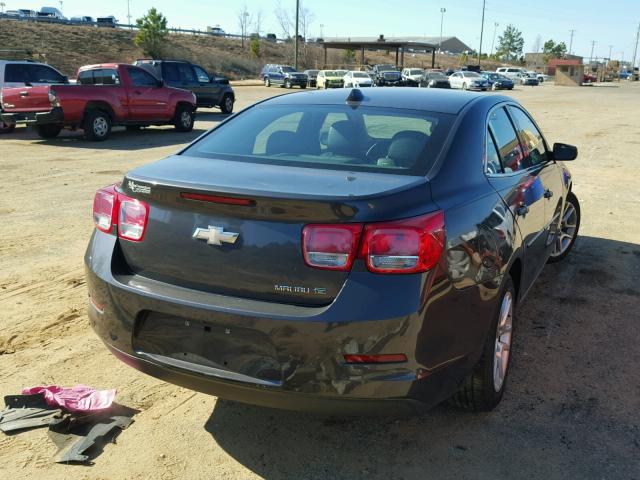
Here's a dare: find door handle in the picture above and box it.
[516,205,529,216]
[544,189,553,199]
[19,91,28,97]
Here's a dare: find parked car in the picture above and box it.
[18,9,38,17]
[208,27,225,36]
[1,63,196,140]
[619,71,631,80]
[96,16,117,27]
[496,67,526,81]
[401,68,425,86]
[38,7,66,20]
[448,71,489,91]
[85,88,580,415]
[71,16,95,23]
[261,64,307,89]
[583,73,597,83]
[0,60,69,133]
[372,64,403,86]
[419,71,451,88]
[134,59,234,113]
[520,72,539,86]
[303,69,319,87]
[4,10,23,17]
[316,70,344,89]
[343,71,373,88]
[481,72,514,90]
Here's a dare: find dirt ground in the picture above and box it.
[1,83,639,479]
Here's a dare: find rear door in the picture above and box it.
[486,106,548,292]
[124,66,172,121]
[269,66,283,84]
[507,105,565,260]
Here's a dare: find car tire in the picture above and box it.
[173,105,195,132]
[548,192,580,263]
[285,79,292,89]
[220,94,234,114]
[451,274,516,412]
[83,110,111,141]
[300,84,307,89]
[492,84,498,91]
[35,124,62,139]
[462,83,468,90]
[264,77,270,87]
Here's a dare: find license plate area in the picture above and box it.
[133,312,282,383]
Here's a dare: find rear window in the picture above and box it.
[182,104,454,175]
[78,68,120,85]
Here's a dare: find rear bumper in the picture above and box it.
[0,107,63,125]
[85,231,493,415]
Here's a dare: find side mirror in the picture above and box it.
[62,75,69,84]
[552,143,578,161]
[157,78,165,88]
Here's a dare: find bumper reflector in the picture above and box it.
[343,354,408,364]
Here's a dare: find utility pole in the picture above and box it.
[477,0,486,66]
[632,22,640,69]
[294,0,300,70]
[439,8,446,53]
[490,22,499,57]
[319,23,324,39]
[568,29,575,55]
[608,45,613,65]
[127,0,132,28]
[589,40,596,65]
[0,3,5,14]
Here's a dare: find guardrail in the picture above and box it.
[0,14,285,42]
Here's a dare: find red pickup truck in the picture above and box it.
[0,63,197,141]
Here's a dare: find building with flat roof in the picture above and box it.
[328,35,472,54]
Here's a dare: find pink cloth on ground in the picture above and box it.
[22,385,116,412]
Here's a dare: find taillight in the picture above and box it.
[302,224,362,271]
[302,211,445,275]
[92,185,149,241]
[118,195,149,242]
[360,211,445,274]
[92,185,117,233]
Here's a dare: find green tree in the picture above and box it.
[135,8,168,58]
[496,25,524,62]
[343,49,355,64]
[542,39,567,62]
[249,37,261,57]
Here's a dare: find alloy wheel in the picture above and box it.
[224,96,233,112]
[493,290,513,392]
[550,200,578,258]
[180,111,192,128]
[93,117,108,137]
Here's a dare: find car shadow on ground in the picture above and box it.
[203,235,640,480]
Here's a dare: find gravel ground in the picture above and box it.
[0,82,639,479]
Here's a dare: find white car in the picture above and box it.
[401,68,424,86]
[448,71,489,91]
[496,67,527,81]
[343,71,373,88]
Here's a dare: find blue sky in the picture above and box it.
[6,0,640,62]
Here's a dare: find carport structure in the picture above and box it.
[321,37,438,69]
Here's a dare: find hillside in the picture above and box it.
[0,19,509,79]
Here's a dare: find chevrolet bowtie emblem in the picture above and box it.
[192,226,239,246]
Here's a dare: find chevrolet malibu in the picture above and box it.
[85,88,580,415]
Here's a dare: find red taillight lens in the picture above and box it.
[118,195,149,242]
[360,211,445,274]
[343,354,408,364]
[92,185,117,233]
[92,185,149,241]
[302,224,363,271]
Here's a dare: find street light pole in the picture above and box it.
[568,29,575,55]
[589,40,596,65]
[0,2,5,14]
[294,0,300,70]
[490,22,499,57]
[478,0,486,66]
[127,0,132,28]
[320,23,324,39]
[439,8,446,53]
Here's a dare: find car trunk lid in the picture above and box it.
[116,154,431,306]
[1,85,52,112]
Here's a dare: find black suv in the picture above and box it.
[134,60,235,113]
[261,64,308,89]
[372,64,403,86]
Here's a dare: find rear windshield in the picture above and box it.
[182,104,454,176]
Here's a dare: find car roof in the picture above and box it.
[263,88,489,115]
[79,63,128,70]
